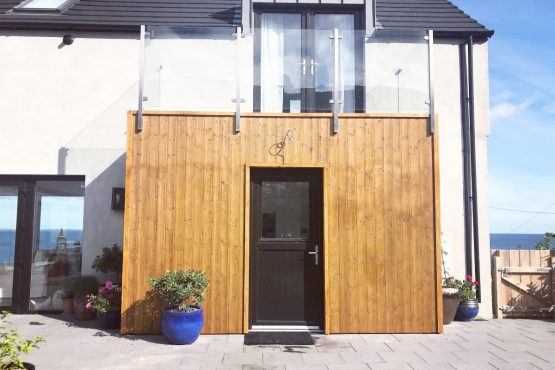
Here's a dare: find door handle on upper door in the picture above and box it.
[308,244,319,266]
[300,59,307,75]
[310,59,319,75]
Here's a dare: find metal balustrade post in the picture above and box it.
[137,25,146,132]
[232,26,245,133]
[330,28,342,134]
[426,29,435,134]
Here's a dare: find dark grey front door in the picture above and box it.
[249,168,323,328]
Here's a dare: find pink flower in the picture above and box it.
[99,287,107,294]
[466,275,472,280]
[474,281,479,286]
[105,281,113,288]
[85,302,92,309]
[107,293,115,299]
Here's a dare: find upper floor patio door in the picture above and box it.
[254,8,364,113]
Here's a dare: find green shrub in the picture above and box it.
[149,270,209,312]
[68,276,99,297]
[91,244,123,282]
[1,311,44,369]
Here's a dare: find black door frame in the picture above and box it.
[253,5,365,113]
[249,167,324,328]
[0,175,84,313]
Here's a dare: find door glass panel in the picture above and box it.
[258,13,302,113]
[314,14,356,112]
[0,185,18,307]
[29,181,84,311]
[261,181,309,239]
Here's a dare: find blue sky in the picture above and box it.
[452,0,555,233]
[0,196,83,231]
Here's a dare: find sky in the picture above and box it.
[0,196,84,231]
[451,0,555,234]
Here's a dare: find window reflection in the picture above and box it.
[261,181,309,239]
[29,181,84,311]
[0,185,18,306]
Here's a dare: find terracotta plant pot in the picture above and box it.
[73,295,95,320]
[62,297,74,314]
[442,287,460,325]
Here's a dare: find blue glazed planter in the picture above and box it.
[161,306,204,345]
[455,299,479,321]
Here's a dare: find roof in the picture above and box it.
[0,0,242,31]
[0,0,492,38]
[376,0,493,38]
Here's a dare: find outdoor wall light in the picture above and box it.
[62,34,74,45]
[58,34,74,49]
[111,188,125,211]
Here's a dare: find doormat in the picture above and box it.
[244,331,314,345]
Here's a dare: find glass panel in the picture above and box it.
[261,181,309,239]
[0,185,18,307]
[144,27,238,112]
[258,13,302,113]
[29,181,84,311]
[364,30,430,113]
[314,15,357,113]
[19,0,67,9]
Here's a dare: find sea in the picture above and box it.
[0,230,546,262]
[490,233,545,250]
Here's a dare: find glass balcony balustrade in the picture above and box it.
[140,25,432,131]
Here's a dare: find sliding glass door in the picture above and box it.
[29,181,84,311]
[255,9,363,113]
[0,176,85,313]
[0,185,18,307]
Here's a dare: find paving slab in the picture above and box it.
[5,313,555,369]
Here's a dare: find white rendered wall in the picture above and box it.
[435,41,492,318]
[0,32,139,280]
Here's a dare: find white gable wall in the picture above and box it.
[0,32,138,279]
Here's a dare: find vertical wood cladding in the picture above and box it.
[122,112,441,334]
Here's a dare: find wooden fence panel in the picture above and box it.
[121,112,440,334]
[492,249,554,318]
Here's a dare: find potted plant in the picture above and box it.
[149,270,209,345]
[91,244,123,284]
[454,275,480,321]
[87,281,121,330]
[61,278,75,314]
[61,289,75,314]
[441,249,459,325]
[69,275,99,320]
[1,311,44,369]
[442,276,460,325]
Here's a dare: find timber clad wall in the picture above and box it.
[121,112,441,334]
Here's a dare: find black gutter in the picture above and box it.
[468,35,481,301]
[459,43,473,278]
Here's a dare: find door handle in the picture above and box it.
[310,59,319,75]
[308,245,319,266]
[300,59,307,75]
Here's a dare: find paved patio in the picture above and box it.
[6,314,555,370]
